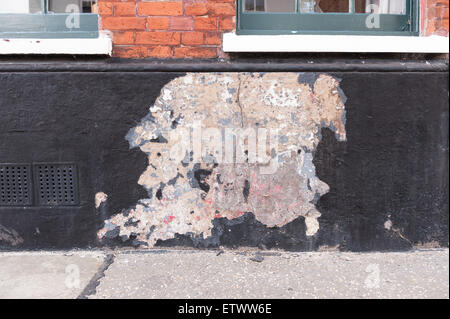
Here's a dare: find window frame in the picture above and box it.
[0,0,99,38]
[237,0,420,36]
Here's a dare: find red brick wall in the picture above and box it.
[422,0,449,36]
[97,0,236,58]
[97,0,448,59]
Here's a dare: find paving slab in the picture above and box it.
[91,249,449,299]
[0,251,105,299]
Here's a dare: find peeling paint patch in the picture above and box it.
[98,73,347,247]
[384,219,393,230]
[384,217,412,244]
[413,241,442,249]
[0,224,24,246]
[318,244,340,252]
[95,192,108,209]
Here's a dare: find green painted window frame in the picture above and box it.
[0,0,98,38]
[237,0,420,36]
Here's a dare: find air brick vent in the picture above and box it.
[0,164,33,206]
[34,164,79,206]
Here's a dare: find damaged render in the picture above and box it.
[0,224,24,246]
[97,73,347,247]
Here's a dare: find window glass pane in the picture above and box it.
[0,0,97,14]
[81,0,95,12]
[355,0,367,13]
[255,0,265,12]
[297,0,406,14]
[265,0,296,12]
[0,0,43,13]
[244,0,297,13]
[238,0,416,35]
[244,0,254,11]
[314,0,349,13]
[49,0,78,13]
[48,0,97,13]
[364,0,406,14]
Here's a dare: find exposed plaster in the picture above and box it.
[0,224,24,246]
[98,73,347,247]
[385,216,412,244]
[95,192,108,209]
[384,219,393,230]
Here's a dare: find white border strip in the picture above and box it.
[223,33,449,53]
[0,33,112,55]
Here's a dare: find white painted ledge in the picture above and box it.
[223,33,449,53]
[0,33,112,55]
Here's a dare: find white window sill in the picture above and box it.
[0,33,112,55]
[223,33,449,54]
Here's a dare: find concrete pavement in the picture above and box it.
[0,251,105,299]
[0,249,448,299]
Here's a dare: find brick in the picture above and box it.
[208,3,235,16]
[204,32,221,45]
[182,32,204,45]
[424,0,450,34]
[97,2,113,15]
[137,1,183,16]
[102,17,146,30]
[113,31,135,44]
[148,46,173,58]
[171,17,193,30]
[147,17,171,30]
[114,2,136,16]
[185,3,209,16]
[114,46,148,58]
[427,0,447,6]
[426,18,438,34]
[136,32,181,45]
[206,0,235,3]
[219,16,235,31]
[112,31,135,44]
[427,7,439,18]
[194,17,218,30]
[173,47,217,58]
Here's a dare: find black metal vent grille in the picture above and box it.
[0,164,33,206]
[34,164,79,206]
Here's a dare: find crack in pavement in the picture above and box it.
[77,253,115,299]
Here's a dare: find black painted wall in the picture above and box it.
[0,61,448,251]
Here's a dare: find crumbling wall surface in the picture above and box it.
[98,72,348,247]
[0,225,24,247]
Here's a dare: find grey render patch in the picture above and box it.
[98,73,347,247]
